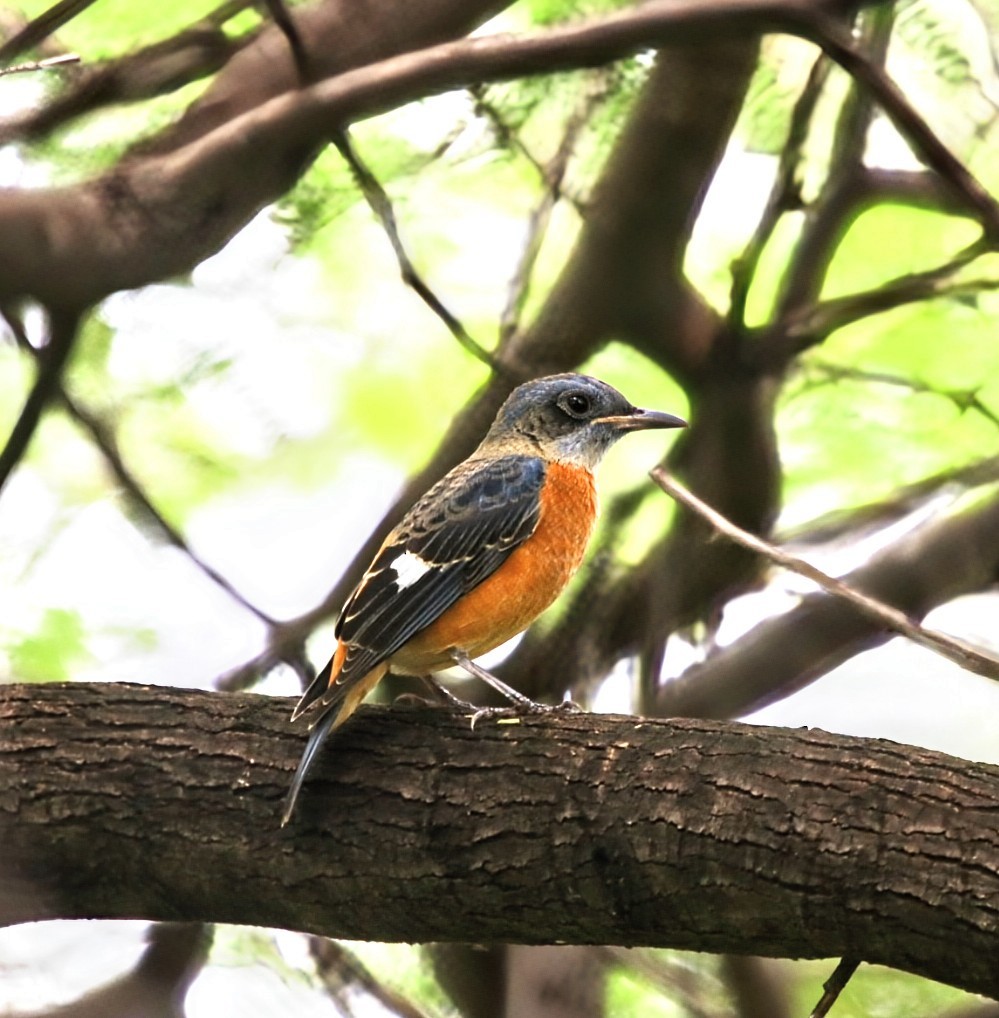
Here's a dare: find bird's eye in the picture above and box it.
[560,392,592,418]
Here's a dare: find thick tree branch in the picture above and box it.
[4,0,993,314]
[2,682,999,999]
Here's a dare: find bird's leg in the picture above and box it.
[420,674,478,711]
[448,649,581,728]
[393,675,478,710]
[449,649,537,709]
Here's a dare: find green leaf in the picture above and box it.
[9,608,89,683]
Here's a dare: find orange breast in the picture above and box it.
[392,461,598,674]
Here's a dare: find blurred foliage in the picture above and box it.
[8,607,89,681]
[13,0,248,57]
[23,78,213,181]
[525,0,640,26]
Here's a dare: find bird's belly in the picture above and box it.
[391,461,597,674]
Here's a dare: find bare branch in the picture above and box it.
[1,312,277,627]
[729,51,829,328]
[498,75,607,343]
[332,129,506,373]
[261,0,309,82]
[803,360,999,432]
[813,10,999,236]
[778,453,999,543]
[469,84,587,214]
[769,8,894,328]
[0,53,78,76]
[809,958,860,1018]
[5,0,998,315]
[0,309,80,498]
[650,467,999,682]
[62,391,279,628]
[0,0,96,66]
[6,683,999,999]
[772,240,998,350]
[309,939,432,1018]
[0,2,255,145]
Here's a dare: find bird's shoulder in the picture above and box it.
[402,452,547,543]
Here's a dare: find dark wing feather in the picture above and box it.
[305,455,545,713]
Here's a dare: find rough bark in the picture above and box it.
[2,682,998,1000]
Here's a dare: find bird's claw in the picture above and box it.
[469,705,517,730]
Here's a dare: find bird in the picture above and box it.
[281,373,685,825]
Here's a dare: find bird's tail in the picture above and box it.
[290,652,337,721]
[280,706,338,827]
[281,655,389,826]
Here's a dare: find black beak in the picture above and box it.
[595,407,687,431]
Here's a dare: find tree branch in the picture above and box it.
[0,0,97,66]
[4,0,995,314]
[2,682,999,1000]
[657,484,999,719]
[651,468,999,682]
[332,128,504,372]
[0,309,80,498]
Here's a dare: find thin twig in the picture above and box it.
[803,360,999,431]
[810,957,860,1018]
[729,51,829,328]
[811,12,999,237]
[0,53,79,76]
[260,0,309,82]
[332,128,506,374]
[650,467,999,682]
[0,0,256,146]
[62,390,279,627]
[0,308,79,498]
[778,453,999,543]
[774,239,998,349]
[0,0,95,66]
[470,85,587,215]
[2,310,278,628]
[499,77,606,343]
[770,8,893,330]
[309,938,431,1018]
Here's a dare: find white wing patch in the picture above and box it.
[391,550,432,590]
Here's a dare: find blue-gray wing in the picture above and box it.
[293,454,545,718]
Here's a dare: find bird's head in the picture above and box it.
[481,373,686,468]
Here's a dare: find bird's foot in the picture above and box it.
[445,651,585,729]
[394,676,482,712]
[468,697,582,729]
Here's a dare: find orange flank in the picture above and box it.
[393,461,598,674]
[317,641,388,733]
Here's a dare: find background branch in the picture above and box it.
[652,468,999,681]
